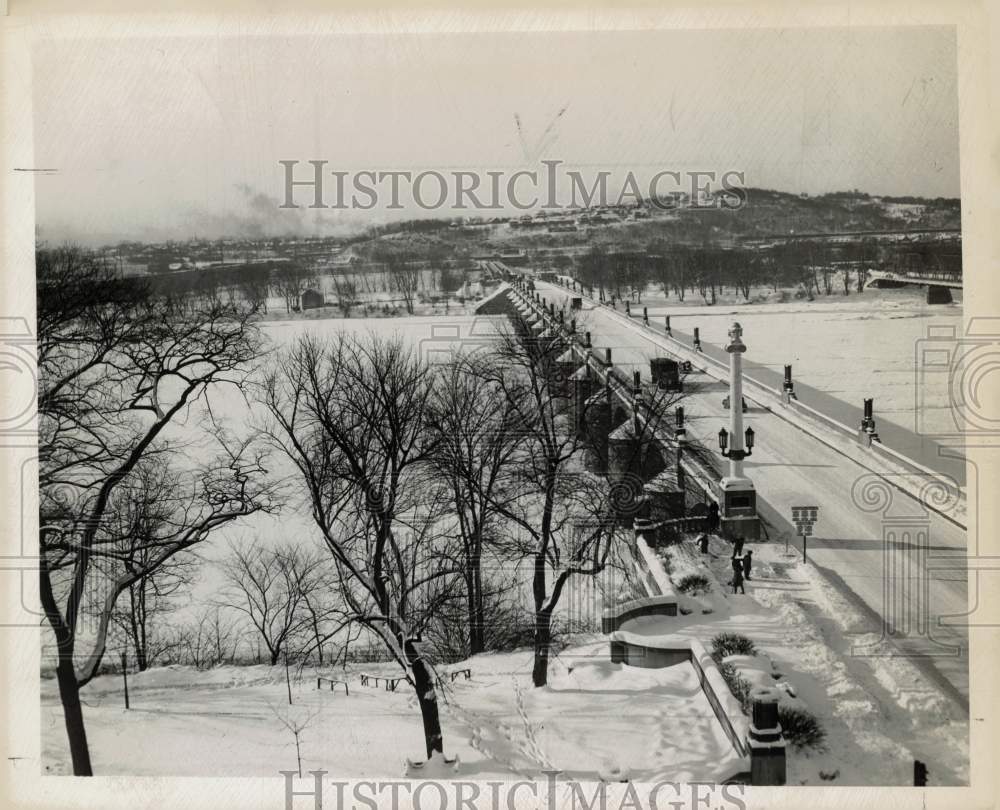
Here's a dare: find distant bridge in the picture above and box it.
[865,269,962,303]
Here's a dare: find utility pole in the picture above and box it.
[120,651,130,710]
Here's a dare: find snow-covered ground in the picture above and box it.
[41,301,969,783]
[43,525,969,784]
[42,643,742,782]
[640,533,969,786]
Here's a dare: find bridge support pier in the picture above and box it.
[926,284,954,305]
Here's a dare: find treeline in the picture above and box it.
[132,257,475,316]
[573,237,962,304]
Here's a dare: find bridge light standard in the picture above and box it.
[718,322,760,540]
[718,426,754,458]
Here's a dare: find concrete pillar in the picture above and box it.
[553,348,580,398]
[607,419,659,526]
[582,378,613,473]
[607,421,639,491]
[643,468,685,523]
[572,365,595,436]
[747,688,786,786]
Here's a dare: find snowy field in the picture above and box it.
[41,643,743,782]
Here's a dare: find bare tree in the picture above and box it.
[175,606,242,668]
[82,460,198,672]
[274,262,314,313]
[331,273,359,317]
[260,333,455,758]
[473,324,619,686]
[385,258,421,314]
[36,246,274,775]
[238,264,272,312]
[270,702,321,778]
[426,354,522,655]
[481,320,685,686]
[217,540,332,665]
[296,565,351,665]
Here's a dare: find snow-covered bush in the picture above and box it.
[676,573,711,595]
[711,632,757,659]
[716,661,753,713]
[777,705,827,751]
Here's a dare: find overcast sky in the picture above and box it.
[31,25,960,245]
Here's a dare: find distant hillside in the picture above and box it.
[353,188,961,258]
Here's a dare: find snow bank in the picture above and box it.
[635,535,675,596]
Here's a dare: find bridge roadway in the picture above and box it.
[532,281,970,708]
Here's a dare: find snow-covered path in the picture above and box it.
[535,282,969,707]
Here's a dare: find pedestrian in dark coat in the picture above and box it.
[731,561,745,595]
[708,502,720,532]
[742,550,753,581]
[697,533,709,554]
[732,536,745,558]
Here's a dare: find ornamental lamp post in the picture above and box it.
[718,426,755,458]
[718,322,760,540]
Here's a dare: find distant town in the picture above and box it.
[66,188,960,318]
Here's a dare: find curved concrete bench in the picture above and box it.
[601,595,678,633]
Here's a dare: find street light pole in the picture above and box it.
[717,322,760,540]
[727,323,747,480]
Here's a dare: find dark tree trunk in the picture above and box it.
[404,637,444,758]
[40,558,94,775]
[531,545,552,687]
[55,657,93,775]
[532,611,553,687]
[472,561,485,654]
[467,549,484,655]
[311,612,324,665]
